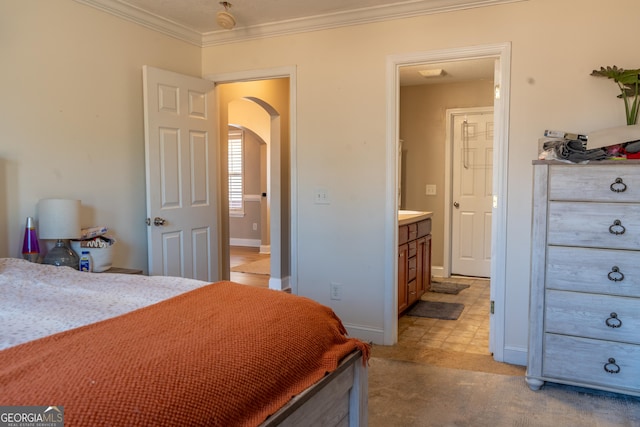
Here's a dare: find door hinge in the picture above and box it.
[490,300,495,314]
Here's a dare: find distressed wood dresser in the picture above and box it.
[527,160,640,396]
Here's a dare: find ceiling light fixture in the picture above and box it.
[216,1,236,30]
[418,68,446,78]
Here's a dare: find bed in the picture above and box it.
[0,258,369,426]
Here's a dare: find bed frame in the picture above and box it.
[262,350,368,426]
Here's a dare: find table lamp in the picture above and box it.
[38,198,81,268]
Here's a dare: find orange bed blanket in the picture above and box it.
[0,281,369,426]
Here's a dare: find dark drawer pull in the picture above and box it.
[610,177,627,193]
[609,220,626,235]
[607,266,624,282]
[605,312,622,328]
[604,358,620,374]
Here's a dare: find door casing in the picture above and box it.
[385,43,511,361]
[205,67,298,293]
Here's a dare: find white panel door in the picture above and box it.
[451,108,493,277]
[143,66,218,280]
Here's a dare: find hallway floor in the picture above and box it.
[229,246,269,288]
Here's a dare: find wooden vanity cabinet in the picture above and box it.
[398,218,432,315]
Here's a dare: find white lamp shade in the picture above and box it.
[37,199,81,240]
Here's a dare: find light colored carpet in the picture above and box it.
[368,357,640,426]
[230,258,270,275]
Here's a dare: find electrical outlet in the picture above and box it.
[330,282,342,300]
[252,222,258,231]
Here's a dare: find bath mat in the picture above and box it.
[429,281,470,295]
[405,301,464,320]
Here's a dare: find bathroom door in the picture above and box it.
[451,108,493,277]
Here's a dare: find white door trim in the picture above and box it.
[444,106,494,279]
[204,66,298,293]
[385,43,511,362]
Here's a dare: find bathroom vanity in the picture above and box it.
[398,211,433,315]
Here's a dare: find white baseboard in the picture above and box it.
[229,238,261,248]
[502,346,527,366]
[431,265,444,278]
[269,275,290,292]
[260,244,271,254]
[343,323,385,345]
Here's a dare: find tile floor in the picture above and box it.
[398,276,491,355]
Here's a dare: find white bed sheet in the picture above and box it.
[0,258,209,350]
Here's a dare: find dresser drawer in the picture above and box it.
[545,290,640,344]
[549,164,640,202]
[548,201,640,250]
[543,333,640,393]
[546,246,640,297]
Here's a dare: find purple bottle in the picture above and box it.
[22,216,40,263]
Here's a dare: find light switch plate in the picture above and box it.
[314,188,330,204]
[425,184,437,196]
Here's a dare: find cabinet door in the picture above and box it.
[417,235,432,294]
[407,280,418,306]
[398,243,409,314]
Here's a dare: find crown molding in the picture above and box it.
[202,0,524,46]
[75,0,525,48]
[74,0,202,46]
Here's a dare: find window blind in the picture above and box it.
[228,130,243,214]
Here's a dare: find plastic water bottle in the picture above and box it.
[79,251,93,272]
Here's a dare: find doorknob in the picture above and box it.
[453,201,460,208]
[153,217,167,226]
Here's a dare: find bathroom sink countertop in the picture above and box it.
[398,210,432,225]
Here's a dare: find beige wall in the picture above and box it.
[202,0,640,359]
[0,1,201,271]
[3,0,640,361]
[400,80,494,268]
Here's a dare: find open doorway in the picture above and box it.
[210,69,296,293]
[226,124,271,288]
[385,43,511,361]
[397,67,494,359]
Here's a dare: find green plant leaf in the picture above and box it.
[616,69,640,85]
[592,65,640,125]
[591,65,624,79]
